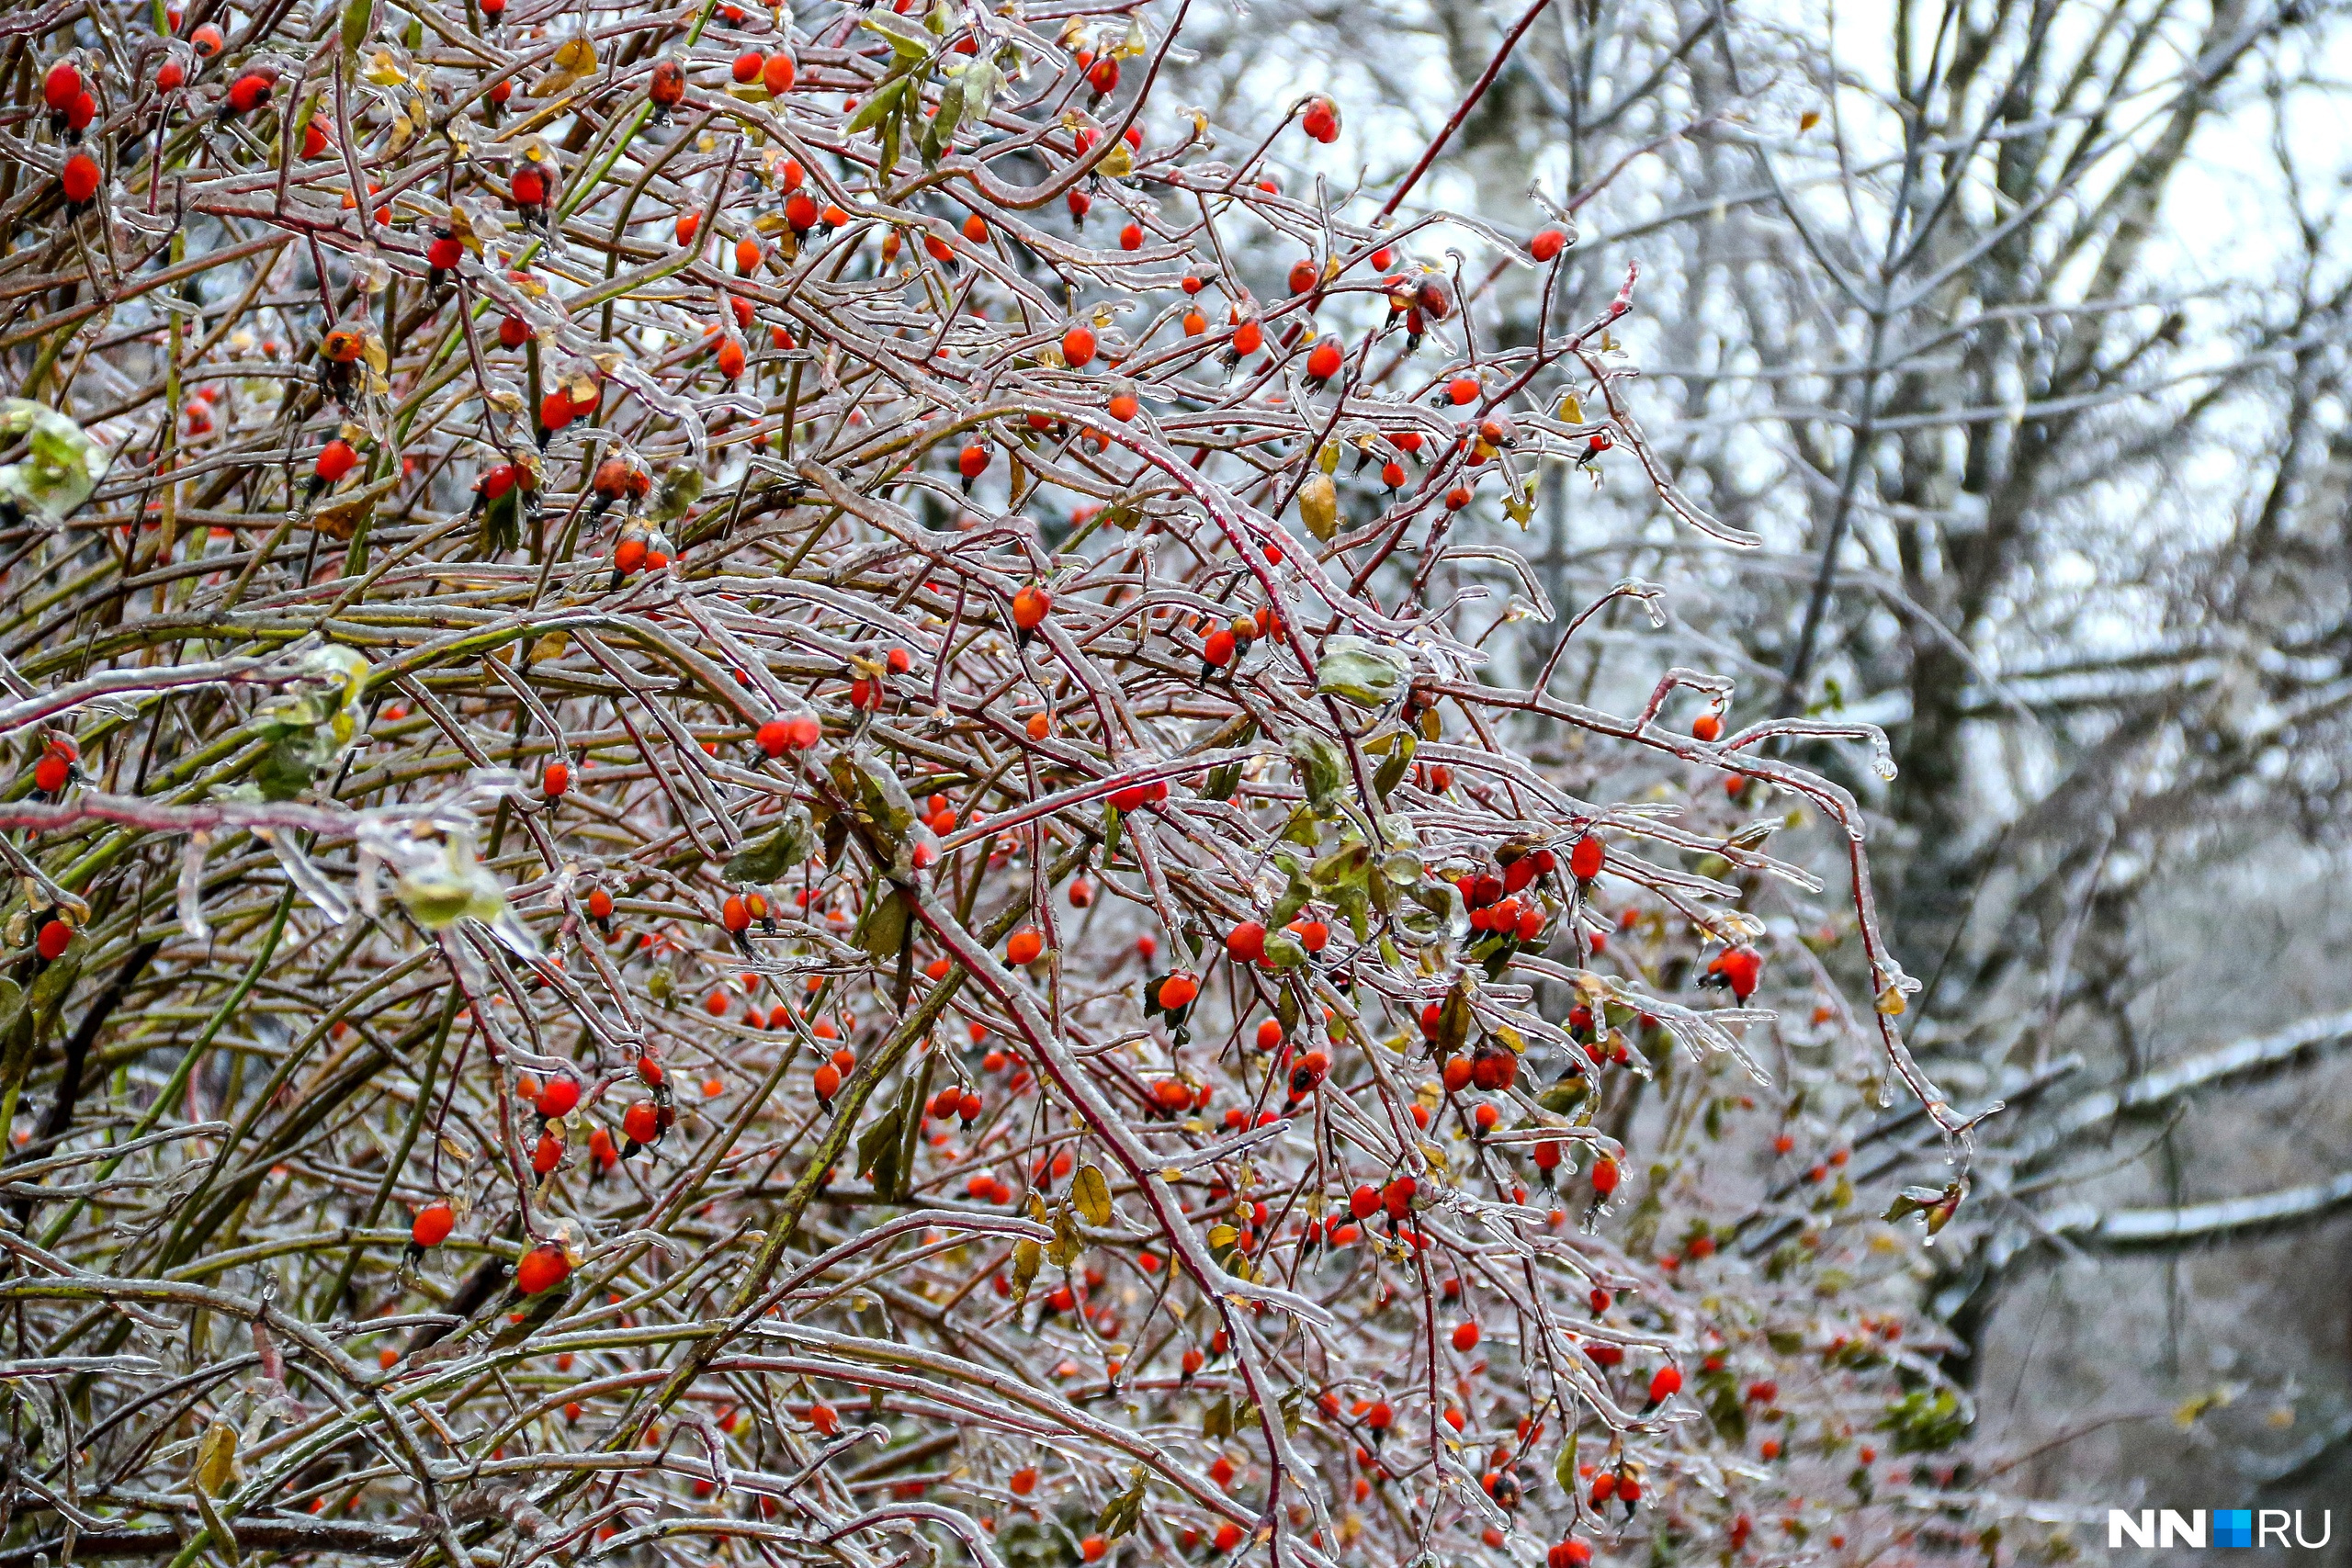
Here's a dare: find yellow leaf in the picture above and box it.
[532,33,597,96]
[194,1419,239,1495]
[311,474,397,540]
[1071,1164,1112,1225]
[1298,472,1337,541]
[2174,1388,2233,1428]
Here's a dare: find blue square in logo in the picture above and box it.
[2215,1510,2254,1548]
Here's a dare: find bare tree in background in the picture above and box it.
[1172,0,2352,1518]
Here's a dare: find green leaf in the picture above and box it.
[1705,1376,1748,1443]
[1434,977,1474,1058]
[847,76,908,135]
[858,11,934,56]
[1315,637,1410,707]
[1537,1077,1589,1112]
[0,400,111,525]
[1102,803,1124,862]
[1332,883,1370,943]
[1286,731,1344,816]
[1554,1432,1578,1496]
[193,1483,243,1568]
[724,804,815,883]
[1259,930,1310,969]
[1878,1388,1970,1454]
[834,749,921,863]
[855,1099,906,1198]
[341,0,374,56]
[1202,761,1242,802]
[854,885,912,964]
[1308,839,1371,897]
[648,464,704,524]
[1396,878,1467,945]
[933,77,965,144]
[1372,731,1416,799]
[1266,852,1313,930]
[1204,1396,1233,1439]
[1097,1472,1148,1540]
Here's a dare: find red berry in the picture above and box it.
[36,919,73,960]
[648,59,686,108]
[412,1202,456,1248]
[515,1242,571,1294]
[60,152,100,207]
[1569,832,1604,882]
[536,1076,581,1118]
[44,61,82,113]
[314,438,359,484]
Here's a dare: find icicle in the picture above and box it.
[177,831,211,942]
[255,827,353,924]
